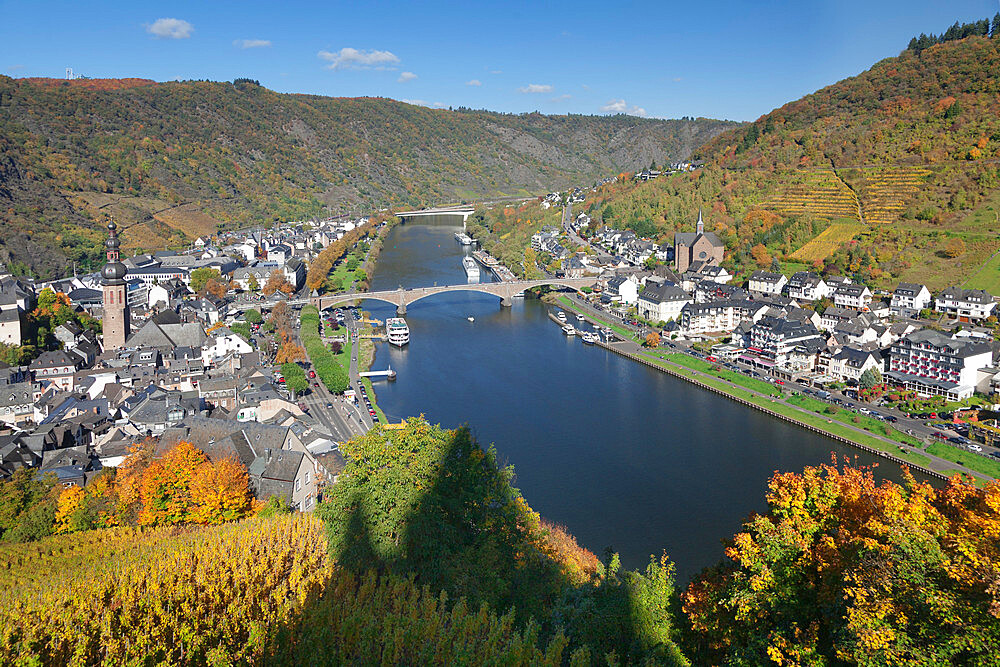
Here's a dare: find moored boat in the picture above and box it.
[386,317,410,346]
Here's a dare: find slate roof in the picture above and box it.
[639,283,690,304]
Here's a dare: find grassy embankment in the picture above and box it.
[927,442,1000,480]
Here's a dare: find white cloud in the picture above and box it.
[402,99,446,108]
[6,64,24,72]
[600,98,647,117]
[397,71,417,83]
[550,93,572,102]
[519,83,552,94]
[318,47,400,70]
[235,39,271,49]
[466,79,482,86]
[672,77,683,82]
[489,69,502,74]
[146,18,194,39]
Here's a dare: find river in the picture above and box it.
[361,217,923,582]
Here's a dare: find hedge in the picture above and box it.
[300,306,349,393]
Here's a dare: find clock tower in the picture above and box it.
[101,221,130,350]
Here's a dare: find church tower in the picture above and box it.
[101,221,130,350]
[696,208,704,235]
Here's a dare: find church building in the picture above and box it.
[102,221,131,350]
[673,209,725,273]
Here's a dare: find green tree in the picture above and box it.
[859,366,882,390]
[245,309,263,325]
[190,267,222,293]
[281,362,309,397]
[246,274,260,292]
[0,469,59,543]
[345,255,360,271]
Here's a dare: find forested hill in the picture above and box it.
[0,75,736,278]
[587,34,1000,290]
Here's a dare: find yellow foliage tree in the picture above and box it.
[54,485,85,534]
[189,456,254,524]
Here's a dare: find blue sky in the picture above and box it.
[3,0,999,121]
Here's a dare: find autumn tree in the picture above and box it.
[644,332,661,348]
[263,269,294,296]
[190,267,221,294]
[205,277,230,300]
[275,341,307,364]
[246,273,260,292]
[749,243,771,267]
[682,463,1000,665]
[188,456,253,524]
[944,237,966,257]
[138,441,207,526]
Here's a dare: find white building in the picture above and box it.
[748,270,787,296]
[890,283,932,318]
[827,347,883,383]
[201,327,253,365]
[886,329,993,400]
[785,272,832,302]
[605,275,641,305]
[637,283,692,323]
[833,284,872,310]
[934,287,997,322]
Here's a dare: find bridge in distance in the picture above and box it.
[309,277,598,315]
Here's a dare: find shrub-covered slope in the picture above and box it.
[0,75,735,278]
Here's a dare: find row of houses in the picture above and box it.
[590,262,999,401]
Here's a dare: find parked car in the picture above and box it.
[968,444,984,452]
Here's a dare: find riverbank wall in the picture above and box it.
[593,335,951,482]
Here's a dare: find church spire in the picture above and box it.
[696,208,704,235]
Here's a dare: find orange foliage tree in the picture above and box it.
[275,341,307,364]
[644,332,661,348]
[749,243,771,267]
[682,461,1000,665]
[262,270,294,296]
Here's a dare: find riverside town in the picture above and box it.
[3,3,1000,664]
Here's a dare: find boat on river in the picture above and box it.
[455,232,474,245]
[556,311,567,322]
[562,324,576,336]
[386,317,410,346]
[462,256,480,280]
[581,332,597,344]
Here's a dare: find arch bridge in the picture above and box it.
[310,277,597,315]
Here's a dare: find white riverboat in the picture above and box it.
[576,313,586,322]
[581,332,597,344]
[562,324,576,336]
[556,311,567,322]
[462,256,480,280]
[455,232,474,245]
[386,317,410,347]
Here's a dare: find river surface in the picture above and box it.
[362,218,922,582]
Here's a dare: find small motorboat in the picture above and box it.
[467,316,475,322]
